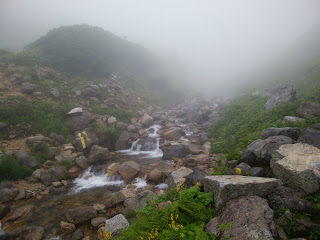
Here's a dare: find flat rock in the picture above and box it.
[66,206,97,224]
[105,214,129,237]
[124,190,153,211]
[168,166,193,188]
[203,175,282,212]
[271,143,320,195]
[67,107,83,116]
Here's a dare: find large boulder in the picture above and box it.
[168,167,193,188]
[118,161,140,183]
[184,167,209,188]
[139,114,154,127]
[261,127,301,141]
[40,167,67,185]
[264,84,296,110]
[7,226,44,240]
[124,190,153,211]
[74,128,99,152]
[240,136,294,167]
[162,144,191,160]
[115,130,139,151]
[205,196,277,239]
[203,175,282,212]
[66,206,97,224]
[297,102,320,117]
[146,169,165,184]
[0,186,19,204]
[162,127,184,141]
[298,127,320,149]
[105,214,129,237]
[268,186,317,215]
[271,143,320,195]
[88,145,111,165]
[15,150,38,169]
[66,111,96,132]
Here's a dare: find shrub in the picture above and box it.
[58,160,75,170]
[0,154,32,181]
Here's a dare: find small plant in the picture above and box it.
[99,228,112,240]
[58,160,75,170]
[305,193,320,211]
[310,230,320,240]
[0,154,32,181]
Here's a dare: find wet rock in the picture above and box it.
[115,130,139,150]
[105,192,126,208]
[105,214,129,237]
[146,169,165,184]
[70,229,84,240]
[298,127,320,149]
[67,107,83,117]
[184,167,208,188]
[264,84,296,110]
[271,143,320,195]
[124,190,153,211]
[261,127,301,141]
[88,145,111,164]
[66,111,96,132]
[203,175,282,212]
[205,196,277,239]
[40,167,67,185]
[168,167,193,188]
[162,144,191,160]
[106,163,121,176]
[75,156,90,169]
[66,206,97,224]
[140,114,154,127]
[240,136,294,167]
[297,102,320,117]
[268,186,317,215]
[91,217,107,228]
[118,161,140,183]
[133,137,157,151]
[60,221,76,234]
[15,150,38,169]
[7,226,44,240]
[163,127,184,141]
[21,82,35,93]
[68,166,82,178]
[74,127,99,152]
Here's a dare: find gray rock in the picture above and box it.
[88,145,111,164]
[105,214,129,237]
[40,167,67,185]
[235,228,274,240]
[108,116,117,124]
[163,127,184,141]
[50,88,60,98]
[139,114,154,127]
[105,192,126,208]
[0,187,19,203]
[205,196,277,239]
[74,127,99,152]
[184,167,208,188]
[21,82,35,93]
[55,151,74,163]
[252,89,271,97]
[203,175,282,212]
[271,143,320,195]
[297,102,320,117]
[162,144,191,160]
[168,167,193,188]
[118,161,140,183]
[249,167,266,177]
[70,229,83,240]
[66,206,97,224]
[67,107,83,116]
[133,137,157,151]
[240,136,294,167]
[115,130,139,151]
[75,156,89,169]
[81,87,101,99]
[91,217,107,228]
[15,150,38,169]
[283,116,305,122]
[116,122,126,131]
[261,127,301,141]
[264,84,296,110]
[298,127,320,149]
[124,190,153,211]
[7,226,44,240]
[66,111,96,132]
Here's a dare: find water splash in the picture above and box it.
[133,176,148,191]
[155,183,168,189]
[71,167,124,193]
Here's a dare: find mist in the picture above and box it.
[1,0,320,95]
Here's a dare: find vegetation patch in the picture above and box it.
[0,154,32,181]
[91,104,133,121]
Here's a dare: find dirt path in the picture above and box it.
[0,137,29,152]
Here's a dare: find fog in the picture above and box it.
[1,0,320,94]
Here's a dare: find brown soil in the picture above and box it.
[0,137,30,152]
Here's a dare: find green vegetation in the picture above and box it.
[91,104,133,121]
[116,185,232,240]
[0,96,73,137]
[58,160,75,170]
[30,144,51,165]
[0,154,32,181]
[305,193,320,211]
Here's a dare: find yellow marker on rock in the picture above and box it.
[77,133,86,149]
[235,168,242,175]
[82,131,91,142]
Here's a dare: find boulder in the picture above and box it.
[162,144,191,160]
[163,127,184,141]
[115,130,139,151]
[88,145,111,164]
[105,214,129,237]
[91,217,107,228]
[298,127,320,149]
[268,186,317,215]
[66,206,97,224]
[240,136,294,167]
[15,150,38,169]
[271,143,320,195]
[108,116,117,124]
[168,167,193,188]
[67,107,83,117]
[106,163,121,176]
[40,167,67,185]
[297,102,320,117]
[75,156,90,169]
[118,161,140,183]
[55,151,75,163]
[2,205,34,225]
[7,226,44,240]
[205,196,277,239]
[81,87,101,98]
[261,127,301,141]
[132,137,157,151]
[184,167,208,188]
[68,167,82,178]
[21,82,35,93]
[70,229,83,240]
[146,169,165,184]
[74,128,99,152]
[0,187,19,204]
[105,192,126,208]
[203,175,282,212]
[139,114,154,127]
[235,229,274,240]
[60,221,76,234]
[66,111,96,132]
[264,84,296,110]
[124,190,153,211]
